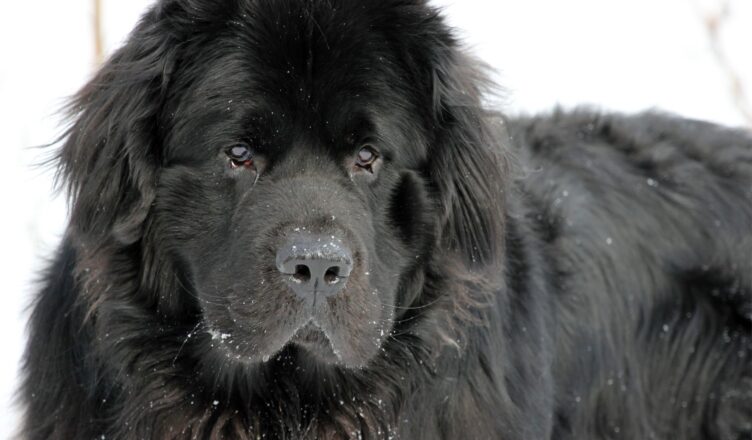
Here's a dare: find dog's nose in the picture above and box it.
[276,234,353,299]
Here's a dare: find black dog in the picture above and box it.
[21,0,752,438]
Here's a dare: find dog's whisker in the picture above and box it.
[172,320,205,366]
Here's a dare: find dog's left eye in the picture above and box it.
[355,145,379,169]
[226,144,255,169]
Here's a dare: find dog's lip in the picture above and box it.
[289,320,340,361]
[291,320,328,343]
[279,274,350,284]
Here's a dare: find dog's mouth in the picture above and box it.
[207,320,342,366]
[288,321,339,363]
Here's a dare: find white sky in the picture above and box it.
[0,0,749,436]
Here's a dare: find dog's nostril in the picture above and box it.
[293,265,311,283]
[276,233,354,299]
[324,266,340,285]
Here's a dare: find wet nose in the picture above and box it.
[276,234,353,299]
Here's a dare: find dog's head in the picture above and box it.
[60,0,507,369]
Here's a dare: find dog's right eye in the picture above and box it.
[355,145,379,171]
[226,144,255,169]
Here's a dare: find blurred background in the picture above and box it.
[0,0,749,435]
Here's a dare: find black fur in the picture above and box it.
[21,0,752,439]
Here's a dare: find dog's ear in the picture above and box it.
[403,13,510,267]
[427,57,509,267]
[58,10,179,246]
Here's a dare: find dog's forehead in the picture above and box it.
[235,2,406,112]
[168,1,425,149]
[170,52,403,154]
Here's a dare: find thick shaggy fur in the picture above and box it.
[21,0,752,439]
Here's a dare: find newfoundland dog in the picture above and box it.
[22,0,751,439]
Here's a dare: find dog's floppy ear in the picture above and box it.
[406,17,509,267]
[427,57,509,267]
[58,9,179,246]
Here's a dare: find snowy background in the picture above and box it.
[1,0,750,436]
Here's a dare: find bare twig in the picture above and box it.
[692,0,752,127]
[93,0,104,66]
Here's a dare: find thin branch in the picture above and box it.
[692,0,752,127]
[93,0,104,66]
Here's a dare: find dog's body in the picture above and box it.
[21,1,751,439]
[509,110,752,439]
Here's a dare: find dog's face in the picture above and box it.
[151,2,438,368]
[62,0,505,372]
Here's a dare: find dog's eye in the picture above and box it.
[226,144,254,169]
[356,145,379,170]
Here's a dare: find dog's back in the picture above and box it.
[509,110,752,439]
